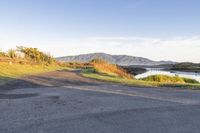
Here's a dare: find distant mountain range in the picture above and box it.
[57,53,176,66]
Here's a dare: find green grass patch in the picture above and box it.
[183,78,199,84]
[82,72,156,87]
[141,75,199,84]
[0,62,71,85]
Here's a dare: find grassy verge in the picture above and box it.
[0,62,71,85]
[82,70,200,89]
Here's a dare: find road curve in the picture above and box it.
[1,70,200,133]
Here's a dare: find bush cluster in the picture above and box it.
[0,47,56,64]
[17,46,55,64]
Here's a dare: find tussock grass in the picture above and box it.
[90,59,133,79]
[142,75,199,84]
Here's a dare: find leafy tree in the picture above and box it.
[17,46,55,64]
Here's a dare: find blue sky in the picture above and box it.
[0,0,200,62]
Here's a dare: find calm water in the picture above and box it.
[135,68,200,82]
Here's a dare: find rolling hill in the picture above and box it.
[57,53,176,66]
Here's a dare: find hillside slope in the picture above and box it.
[57,53,175,66]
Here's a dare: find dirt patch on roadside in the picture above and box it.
[0,70,101,91]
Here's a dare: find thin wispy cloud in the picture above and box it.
[69,36,200,63]
[1,36,200,63]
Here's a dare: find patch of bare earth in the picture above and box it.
[0,70,101,90]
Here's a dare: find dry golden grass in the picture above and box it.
[59,61,92,69]
[90,59,133,79]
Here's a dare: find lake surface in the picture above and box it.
[135,68,200,82]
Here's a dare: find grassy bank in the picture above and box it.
[90,59,132,79]
[82,69,200,89]
[0,62,70,85]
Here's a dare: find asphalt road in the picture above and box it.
[1,70,200,133]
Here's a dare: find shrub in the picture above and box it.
[60,61,92,69]
[7,49,16,59]
[90,58,107,64]
[17,46,55,64]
